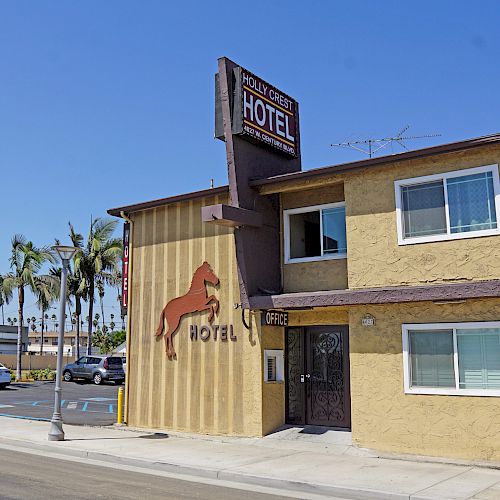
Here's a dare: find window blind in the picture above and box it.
[457,329,500,389]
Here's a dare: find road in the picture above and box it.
[0,381,122,425]
[0,449,293,500]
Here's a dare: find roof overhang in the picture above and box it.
[249,279,500,309]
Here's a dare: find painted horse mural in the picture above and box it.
[155,261,220,357]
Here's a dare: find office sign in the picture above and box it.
[262,310,289,327]
[121,223,130,314]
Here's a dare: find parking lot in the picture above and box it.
[0,381,123,426]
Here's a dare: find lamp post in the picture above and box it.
[48,245,77,442]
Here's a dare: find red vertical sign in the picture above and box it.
[121,223,130,314]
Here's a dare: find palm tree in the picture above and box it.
[71,218,122,355]
[93,313,100,331]
[97,277,106,330]
[33,275,58,355]
[0,276,12,324]
[66,223,87,359]
[48,260,84,358]
[2,235,54,380]
[108,267,125,330]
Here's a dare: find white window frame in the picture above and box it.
[283,202,347,264]
[264,349,284,382]
[394,164,500,246]
[402,321,500,397]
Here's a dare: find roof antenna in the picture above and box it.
[331,126,441,158]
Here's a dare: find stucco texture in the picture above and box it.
[127,195,264,436]
[349,298,500,461]
[345,145,500,289]
[288,307,349,326]
[283,259,348,293]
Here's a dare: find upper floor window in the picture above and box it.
[284,202,347,263]
[395,165,500,245]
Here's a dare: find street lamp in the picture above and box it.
[48,245,78,442]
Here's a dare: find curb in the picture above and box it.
[0,436,410,500]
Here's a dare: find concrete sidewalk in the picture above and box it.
[0,417,499,500]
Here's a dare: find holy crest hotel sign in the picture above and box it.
[215,62,300,158]
[240,68,299,157]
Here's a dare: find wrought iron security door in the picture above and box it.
[286,326,351,428]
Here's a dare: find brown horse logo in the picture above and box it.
[155,261,220,357]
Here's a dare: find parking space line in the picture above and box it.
[0,413,50,422]
[77,400,117,405]
[81,397,116,402]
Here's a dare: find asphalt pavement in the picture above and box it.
[0,381,122,425]
[1,449,294,500]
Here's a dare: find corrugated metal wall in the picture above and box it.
[127,195,263,435]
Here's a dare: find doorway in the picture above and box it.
[285,325,351,428]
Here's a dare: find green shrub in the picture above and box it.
[41,368,56,380]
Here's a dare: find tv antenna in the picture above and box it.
[331,126,441,158]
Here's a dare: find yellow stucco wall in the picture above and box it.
[127,195,264,436]
[281,184,344,210]
[283,260,348,293]
[346,145,500,288]
[349,298,500,461]
[288,307,349,326]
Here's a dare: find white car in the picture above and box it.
[0,363,11,389]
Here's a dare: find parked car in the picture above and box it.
[0,363,11,389]
[63,355,125,385]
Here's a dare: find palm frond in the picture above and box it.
[68,222,84,249]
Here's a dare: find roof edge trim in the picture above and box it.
[108,185,229,217]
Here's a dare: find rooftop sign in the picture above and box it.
[239,68,299,157]
[215,63,300,158]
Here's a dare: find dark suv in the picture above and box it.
[63,355,125,385]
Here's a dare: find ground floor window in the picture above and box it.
[402,322,500,396]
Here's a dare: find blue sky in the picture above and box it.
[0,1,498,326]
